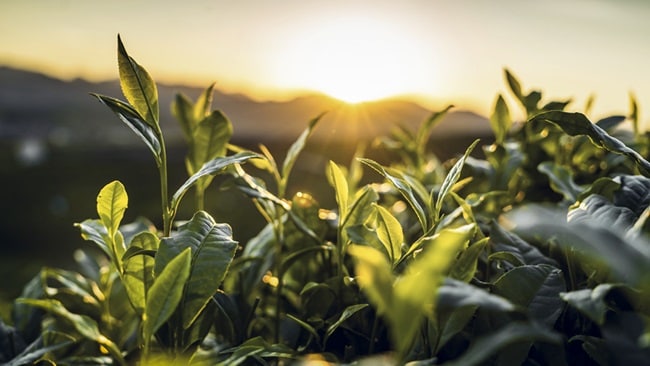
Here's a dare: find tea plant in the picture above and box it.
[1,37,649,365]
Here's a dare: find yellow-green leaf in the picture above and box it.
[117,34,159,127]
[96,180,128,240]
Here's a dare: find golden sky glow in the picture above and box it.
[2,0,650,119]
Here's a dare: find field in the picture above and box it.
[1,39,649,365]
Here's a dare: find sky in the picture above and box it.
[2,0,650,120]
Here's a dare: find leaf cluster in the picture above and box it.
[2,40,650,366]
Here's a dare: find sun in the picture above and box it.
[273,16,434,104]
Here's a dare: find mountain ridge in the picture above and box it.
[0,66,491,148]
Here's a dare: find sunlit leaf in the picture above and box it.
[360,158,429,231]
[394,224,475,356]
[188,110,233,175]
[327,161,350,222]
[123,231,159,314]
[17,298,123,362]
[171,151,260,214]
[281,114,323,189]
[374,204,404,264]
[347,245,394,315]
[144,248,191,345]
[490,94,511,144]
[194,82,215,122]
[155,211,237,328]
[449,238,487,282]
[532,111,650,176]
[416,105,453,154]
[435,140,479,222]
[96,180,127,240]
[91,94,162,164]
[117,34,159,127]
[75,219,111,258]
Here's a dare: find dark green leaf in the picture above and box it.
[437,278,515,312]
[117,34,159,127]
[441,323,561,366]
[144,247,191,345]
[155,211,238,328]
[91,94,162,164]
[489,221,558,267]
[6,335,74,366]
[561,283,623,326]
[324,304,369,343]
[171,93,194,141]
[568,194,637,233]
[596,115,626,132]
[493,264,566,326]
[538,161,583,202]
[532,111,650,176]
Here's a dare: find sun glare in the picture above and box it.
[274,16,434,104]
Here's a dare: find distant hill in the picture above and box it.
[0,66,491,151]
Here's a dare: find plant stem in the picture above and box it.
[195,187,205,212]
[157,129,171,237]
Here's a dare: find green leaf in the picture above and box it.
[342,184,379,231]
[490,94,511,144]
[155,211,238,328]
[188,110,233,175]
[532,111,650,176]
[5,336,74,366]
[395,223,475,323]
[630,92,639,135]
[449,238,487,282]
[117,34,159,127]
[324,304,369,344]
[123,232,159,314]
[360,158,429,231]
[441,323,561,366]
[96,180,127,239]
[374,204,404,264]
[504,69,523,101]
[194,83,216,122]
[538,161,583,202]
[415,105,453,154]
[568,194,637,232]
[511,204,650,286]
[171,93,195,141]
[435,139,479,222]
[489,221,559,267]
[327,161,349,221]
[171,151,260,214]
[437,278,515,312]
[561,283,623,326]
[75,219,111,258]
[91,94,162,164]
[16,298,123,363]
[143,247,191,345]
[347,245,395,316]
[493,264,566,326]
[281,114,323,189]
